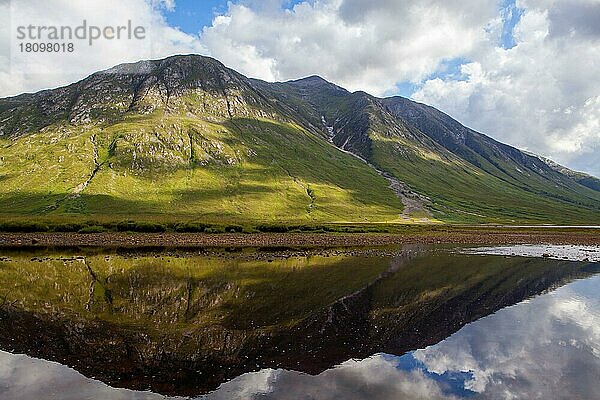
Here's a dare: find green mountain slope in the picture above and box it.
[255,77,600,223]
[0,56,405,225]
[0,54,598,226]
[383,96,600,196]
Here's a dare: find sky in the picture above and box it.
[1,0,598,177]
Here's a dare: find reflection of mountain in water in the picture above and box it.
[0,248,598,396]
[208,273,600,400]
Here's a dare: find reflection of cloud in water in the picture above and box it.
[203,274,600,400]
[0,351,169,400]
[1,270,599,400]
[460,244,600,262]
[414,274,600,399]
[201,355,460,400]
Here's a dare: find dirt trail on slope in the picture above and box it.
[321,118,432,220]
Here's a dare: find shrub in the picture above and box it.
[225,224,243,233]
[116,221,137,232]
[52,223,85,232]
[255,225,290,233]
[78,225,106,233]
[133,222,166,233]
[115,221,166,232]
[0,222,50,232]
[174,222,208,233]
[204,226,225,234]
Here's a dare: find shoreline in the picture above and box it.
[0,228,599,248]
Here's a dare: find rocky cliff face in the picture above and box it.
[0,55,285,138]
[531,153,600,192]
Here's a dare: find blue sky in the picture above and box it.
[164,0,306,36]
[163,0,228,35]
[500,0,525,49]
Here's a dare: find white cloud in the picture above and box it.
[412,0,600,176]
[199,0,498,95]
[0,0,205,97]
[154,0,176,12]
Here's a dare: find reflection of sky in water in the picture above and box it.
[460,244,600,262]
[413,274,600,399]
[203,273,600,400]
[0,351,170,400]
[1,273,599,400]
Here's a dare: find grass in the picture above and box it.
[0,218,436,234]
[370,131,600,224]
[1,85,599,227]
[0,111,408,225]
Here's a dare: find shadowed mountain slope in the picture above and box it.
[254,76,600,223]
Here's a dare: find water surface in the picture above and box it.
[0,245,598,399]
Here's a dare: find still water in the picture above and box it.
[0,245,598,399]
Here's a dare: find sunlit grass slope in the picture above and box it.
[0,111,405,224]
[371,134,600,224]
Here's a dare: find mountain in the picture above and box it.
[0,54,599,225]
[253,73,600,223]
[529,154,600,192]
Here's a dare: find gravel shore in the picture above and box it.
[0,228,598,248]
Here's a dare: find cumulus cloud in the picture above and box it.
[412,0,600,176]
[548,0,600,40]
[0,0,205,97]
[200,0,498,95]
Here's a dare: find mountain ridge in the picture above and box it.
[0,54,598,225]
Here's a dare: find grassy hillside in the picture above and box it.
[257,78,600,224]
[380,96,600,222]
[0,110,407,225]
[0,54,599,227]
[371,133,600,224]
